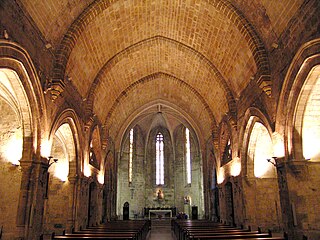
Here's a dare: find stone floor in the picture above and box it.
[147,228,176,240]
[147,218,176,240]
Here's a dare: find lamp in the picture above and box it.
[266,157,277,167]
[47,156,58,169]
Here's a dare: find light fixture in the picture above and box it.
[47,156,58,169]
[266,157,277,167]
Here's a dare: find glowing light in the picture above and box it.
[301,68,320,161]
[49,157,68,182]
[273,133,285,158]
[230,158,241,176]
[254,155,273,178]
[302,128,320,160]
[98,172,104,184]
[217,168,225,184]
[41,140,51,158]
[254,138,274,178]
[186,128,192,184]
[5,134,22,165]
[84,164,91,177]
[129,128,133,183]
[249,122,275,178]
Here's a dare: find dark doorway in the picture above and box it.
[88,182,96,227]
[225,182,235,226]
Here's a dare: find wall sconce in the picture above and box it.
[47,156,58,169]
[266,157,277,167]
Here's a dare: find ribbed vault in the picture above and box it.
[57,0,266,95]
[102,72,215,141]
[16,0,306,147]
[87,36,234,122]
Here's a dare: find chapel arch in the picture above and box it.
[43,121,78,234]
[240,108,281,230]
[0,40,46,239]
[277,38,320,160]
[293,65,320,161]
[247,120,276,178]
[240,108,275,178]
[0,68,26,238]
[276,38,320,236]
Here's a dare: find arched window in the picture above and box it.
[185,128,192,184]
[156,132,164,185]
[129,128,134,183]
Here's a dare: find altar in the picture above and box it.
[144,207,176,219]
[148,209,172,219]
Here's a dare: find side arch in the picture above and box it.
[276,38,320,160]
[239,107,274,177]
[0,40,47,238]
[0,40,47,158]
[49,108,83,177]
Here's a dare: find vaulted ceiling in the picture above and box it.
[18,0,305,143]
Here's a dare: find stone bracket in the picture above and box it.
[256,74,272,97]
[48,79,65,101]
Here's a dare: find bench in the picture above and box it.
[52,220,150,240]
[172,219,286,240]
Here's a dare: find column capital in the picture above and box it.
[68,175,79,184]
[18,160,34,171]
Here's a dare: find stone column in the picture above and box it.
[276,161,294,238]
[16,161,33,237]
[66,176,78,232]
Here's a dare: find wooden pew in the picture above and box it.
[188,232,272,239]
[53,236,136,240]
[52,220,150,240]
[172,219,286,240]
[172,219,236,240]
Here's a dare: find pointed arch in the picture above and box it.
[49,108,83,178]
[277,38,320,160]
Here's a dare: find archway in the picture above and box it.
[290,64,320,236]
[0,39,46,239]
[0,69,25,239]
[117,108,204,218]
[276,39,320,238]
[242,113,281,230]
[294,65,320,161]
[43,122,76,235]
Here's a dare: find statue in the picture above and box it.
[157,189,163,200]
